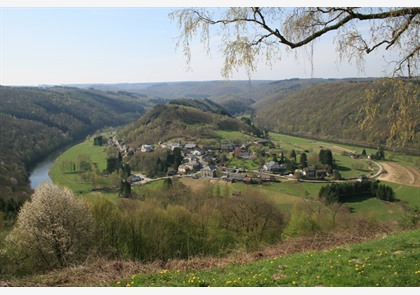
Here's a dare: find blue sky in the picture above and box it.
[0,5,401,86]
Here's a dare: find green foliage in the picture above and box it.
[319,181,395,204]
[119,180,132,198]
[218,192,285,250]
[319,149,334,166]
[283,205,321,237]
[93,135,105,146]
[89,181,286,261]
[299,152,308,168]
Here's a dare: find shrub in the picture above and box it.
[283,205,321,237]
[218,192,285,250]
[4,184,94,273]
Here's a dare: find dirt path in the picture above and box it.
[378,162,420,187]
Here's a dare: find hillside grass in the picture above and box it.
[49,136,119,202]
[142,177,413,223]
[111,228,420,287]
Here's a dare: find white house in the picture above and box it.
[140,144,153,152]
[192,149,202,156]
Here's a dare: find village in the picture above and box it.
[107,135,374,187]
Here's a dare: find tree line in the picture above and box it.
[319,180,395,204]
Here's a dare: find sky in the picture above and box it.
[0,1,412,86]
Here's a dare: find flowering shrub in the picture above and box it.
[5,184,94,272]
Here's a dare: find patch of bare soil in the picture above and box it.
[379,162,420,187]
[328,145,354,154]
[1,219,392,287]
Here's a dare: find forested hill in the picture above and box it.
[252,80,420,153]
[117,102,260,148]
[0,86,146,208]
[69,79,331,115]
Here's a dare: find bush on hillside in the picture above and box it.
[4,184,94,273]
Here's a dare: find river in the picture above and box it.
[28,152,59,189]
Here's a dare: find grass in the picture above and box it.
[139,176,417,223]
[49,135,119,201]
[383,181,420,209]
[111,228,420,287]
[227,157,260,170]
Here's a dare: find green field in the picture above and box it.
[49,135,119,201]
[111,228,420,287]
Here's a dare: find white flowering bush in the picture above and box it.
[5,183,94,272]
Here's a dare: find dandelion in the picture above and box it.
[116,282,121,285]
[316,276,320,279]
[126,284,131,287]
[292,281,297,285]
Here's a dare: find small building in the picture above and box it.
[358,175,368,182]
[302,167,316,178]
[140,144,153,153]
[192,149,203,156]
[263,161,281,172]
[184,143,197,150]
[201,166,217,178]
[316,169,328,178]
[169,143,182,151]
[178,164,190,174]
[225,173,247,183]
[243,175,262,184]
[186,160,201,172]
[220,144,235,152]
[254,140,270,146]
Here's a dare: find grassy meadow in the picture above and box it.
[111,228,420,287]
[49,134,120,202]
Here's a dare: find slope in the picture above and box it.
[117,102,259,147]
[0,86,146,207]
[252,79,420,153]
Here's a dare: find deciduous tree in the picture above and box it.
[171,7,419,147]
[5,184,94,272]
